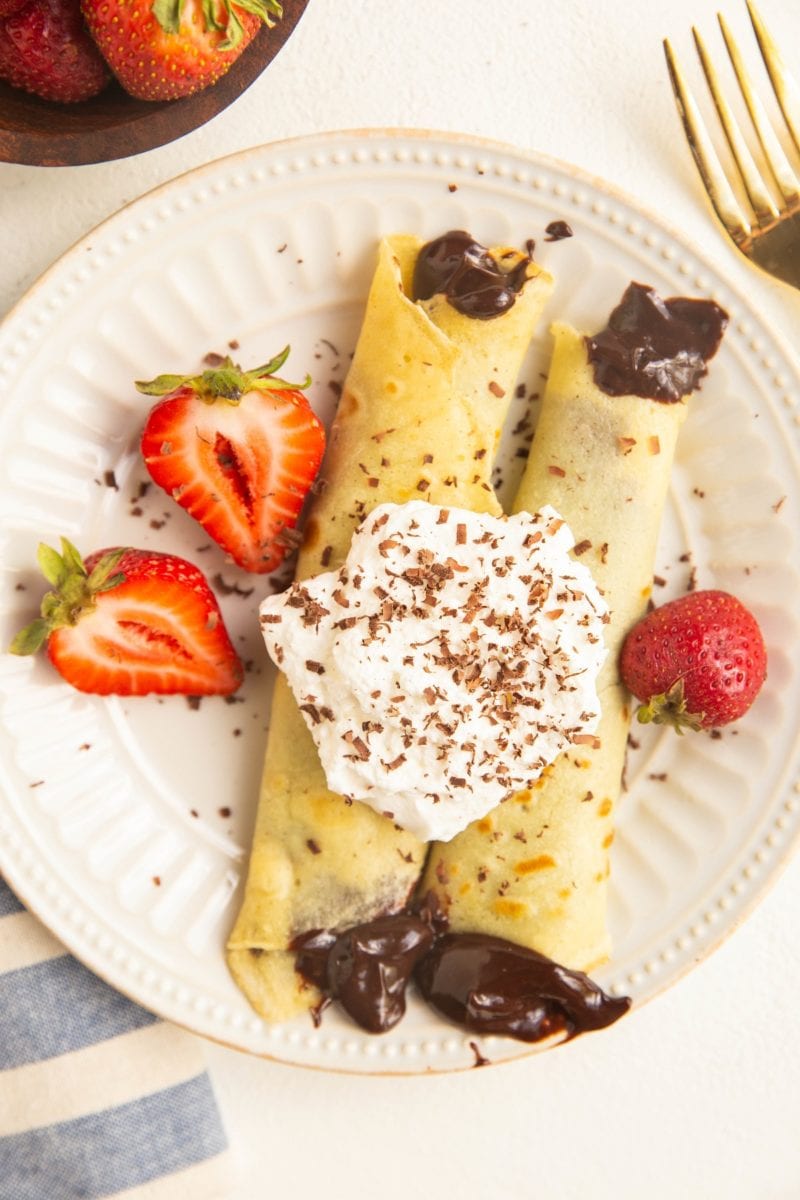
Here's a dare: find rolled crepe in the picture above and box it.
[419,318,699,972]
[228,235,553,1018]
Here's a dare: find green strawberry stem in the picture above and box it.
[635,678,705,735]
[135,346,311,406]
[9,540,126,656]
[151,0,283,50]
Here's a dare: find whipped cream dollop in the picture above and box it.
[259,501,608,841]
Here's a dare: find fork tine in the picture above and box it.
[747,0,800,159]
[692,24,778,224]
[663,37,752,245]
[718,12,800,207]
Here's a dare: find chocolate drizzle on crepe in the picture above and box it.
[415,932,630,1042]
[291,898,630,1043]
[586,282,728,402]
[413,231,532,320]
[292,916,434,1034]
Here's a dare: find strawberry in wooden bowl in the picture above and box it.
[0,0,110,102]
[0,0,309,165]
[80,0,283,101]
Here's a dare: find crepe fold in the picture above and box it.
[227,235,553,1019]
[419,320,690,973]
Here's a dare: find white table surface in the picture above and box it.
[3,1,800,1196]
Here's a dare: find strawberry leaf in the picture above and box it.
[252,345,290,375]
[248,348,312,392]
[86,548,127,594]
[9,618,50,657]
[152,0,185,34]
[202,0,225,30]
[232,0,283,27]
[152,0,281,39]
[60,538,87,577]
[635,680,704,734]
[11,540,132,657]
[219,2,245,51]
[136,347,311,406]
[136,373,192,397]
[37,543,67,588]
[251,369,312,392]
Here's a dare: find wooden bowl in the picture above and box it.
[0,0,309,167]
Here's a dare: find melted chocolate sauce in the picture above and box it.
[412,231,531,320]
[544,220,573,242]
[292,928,336,991]
[293,909,629,1043]
[469,1040,491,1068]
[586,281,728,402]
[415,932,631,1043]
[293,916,434,1034]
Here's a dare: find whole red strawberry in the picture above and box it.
[139,347,325,574]
[81,0,282,101]
[619,589,767,732]
[0,0,110,102]
[10,539,242,696]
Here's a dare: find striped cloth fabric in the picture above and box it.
[0,877,231,1200]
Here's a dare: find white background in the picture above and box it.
[2,1,800,1196]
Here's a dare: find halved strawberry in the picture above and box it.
[10,540,242,696]
[138,348,325,574]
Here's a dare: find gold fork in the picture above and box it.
[664,0,800,289]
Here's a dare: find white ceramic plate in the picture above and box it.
[1,130,799,1074]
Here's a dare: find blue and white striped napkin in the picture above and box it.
[0,877,231,1200]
